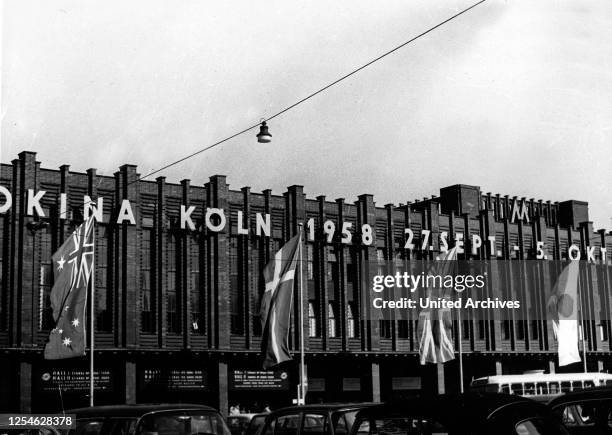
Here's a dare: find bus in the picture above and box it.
[470,371,612,401]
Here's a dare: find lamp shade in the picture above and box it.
[256,121,272,143]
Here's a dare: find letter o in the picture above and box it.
[205,208,227,232]
[568,245,581,261]
[0,186,12,214]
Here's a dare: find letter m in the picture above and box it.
[511,200,529,223]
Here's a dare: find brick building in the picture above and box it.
[0,151,611,413]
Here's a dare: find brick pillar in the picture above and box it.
[156,177,167,348]
[548,360,556,374]
[484,209,502,352]
[13,151,41,348]
[207,175,230,350]
[114,164,140,348]
[371,362,381,402]
[436,363,445,394]
[125,360,136,404]
[19,361,32,412]
[357,194,377,351]
[181,179,192,349]
[218,361,229,417]
[241,187,252,349]
[337,198,348,352]
[385,204,397,351]
[317,196,329,351]
[285,186,306,351]
[496,360,503,375]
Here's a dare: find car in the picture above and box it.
[258,403,377,435]
[64,403,231,435]
[244,414,268,435]
[227,414,259,435]
[349,393,569,435]
[548,387,612,434]
[0,429,61,435]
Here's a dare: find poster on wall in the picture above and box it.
[140,368,209,391]
[229,370,289,390]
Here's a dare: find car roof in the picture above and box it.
[355,393,542,423]
[68,403,218,418]
[270,403,377,414]
[548,387,612,409]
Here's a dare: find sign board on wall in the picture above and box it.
[40,369,113,392]
[308,378,326,392]
[140,369,209,391]
[342,378,361,391]
[391,377,421,390]
[229,370,289,390]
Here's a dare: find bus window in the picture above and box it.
[536,383,548,395]
[549,382,560,394]
[571,381,584,391]
[561,382,572,393]
[524,383,536,395]
[501,384,510,394]
[511,384,523,395]
[584,380,595,389]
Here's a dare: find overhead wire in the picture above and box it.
[132,0,487,184]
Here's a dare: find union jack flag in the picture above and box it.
[418,247,458,365]
[44,216,95,360]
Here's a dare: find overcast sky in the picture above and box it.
[1,0,611,229]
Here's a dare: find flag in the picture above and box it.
[259,233,300,369]
[547,261,581,366]
[44,217,95,360]
[418,247,458,365]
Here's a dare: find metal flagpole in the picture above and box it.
[90,221,95,407]
[457,305,464,393]
[578,265,587,373]
[298,223,306,405]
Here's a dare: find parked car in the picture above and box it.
[258,403,376,435]
[349,393,568,435]
[227,414,259,435]
[65,403,231,435]
[244,414,268,435]
[548,387,612,434]
[0,429,61,435]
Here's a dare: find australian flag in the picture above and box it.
[259,233,300,369]
[44,216,95,360]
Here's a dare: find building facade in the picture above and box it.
[1,151,611,413]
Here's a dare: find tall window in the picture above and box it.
[346,303,356,338]
[327,303,337,338]
[166,234,180,333]
[96,226,111,331]
[140,229,155,333]
[230,236,244,335]
[376,248,392,338]
[190,239,204,334]
[38,231,53,330]
[306,244,314,280]
[0,219,3,331]
[398,320,409,339]
[250,238,262,336]
[308,302,317,338]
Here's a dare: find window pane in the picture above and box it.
[302,414,328,435]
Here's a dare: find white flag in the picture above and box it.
[548,261,581,367]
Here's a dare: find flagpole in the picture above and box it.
[578,264,587,373]
[298,223,306,405]
[457,305,464,393]
[89,221,95,407]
